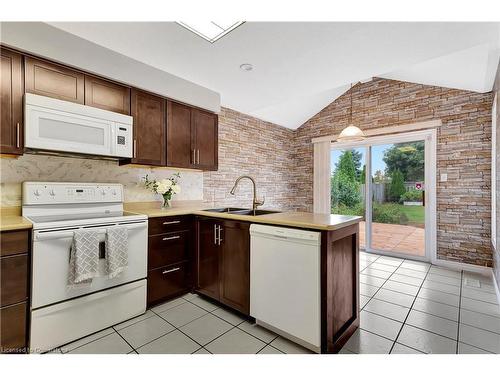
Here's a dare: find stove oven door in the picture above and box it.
[31,220,147,309]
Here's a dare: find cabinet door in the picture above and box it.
[131,89,166,166]
[0,48,23,154]
[192,108,218,171]
[166,101,193,168]
[84,75,131,114]
[196,219,220,301]
[219,220,250,314]
[25,57,84,103]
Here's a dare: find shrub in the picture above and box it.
[373,203,409,225]
[332,203,365,217]
[331,171,362,208]
[400,189,423,203]
[388,169,405,202]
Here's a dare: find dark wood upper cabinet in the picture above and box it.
[196,219,221,301]
[166,101,193,168]
[84,76,131,115]
[130,89,166,166]
[192,108,218,171]
[0,48,24,154]
[166,101,218,171]
[195,218,250,315]
[25,57,84,104]
[219,220,250,314]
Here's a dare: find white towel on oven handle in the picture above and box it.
[68,229,99,286]
[105,226,129,279]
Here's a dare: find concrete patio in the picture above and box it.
[359,221,425,257]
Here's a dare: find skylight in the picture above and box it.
[177,21,244,43]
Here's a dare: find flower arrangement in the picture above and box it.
[143,173,181,209]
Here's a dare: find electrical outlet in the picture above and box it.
[440,173,448,182]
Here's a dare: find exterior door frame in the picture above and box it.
[331,129,437,262]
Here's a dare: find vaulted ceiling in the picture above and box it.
[50,22,500,129]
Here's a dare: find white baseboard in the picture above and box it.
[431,258,492,276]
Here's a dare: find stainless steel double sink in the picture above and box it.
[202,207,281,216]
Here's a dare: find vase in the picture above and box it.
[161,197,172,209]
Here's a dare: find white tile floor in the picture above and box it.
[53,292,311,354]
[50,252,500,354]
[346,252,500,354]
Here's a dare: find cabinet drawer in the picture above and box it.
[1,230,30,257]
[147,263,189,306]
[148,230,189,270]
[0,302,27,353]
[0,254,28,307]
[148,215,191,235]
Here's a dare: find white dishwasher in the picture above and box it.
[250,224,321,353]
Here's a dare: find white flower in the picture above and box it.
[172,185,181,194]
[162,179,173,188]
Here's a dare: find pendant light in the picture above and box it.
[337,83,366,142]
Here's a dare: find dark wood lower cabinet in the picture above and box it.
[0,229,30,354]
[0,302,27,353]
[195,217,250,315]
[219,220,250,314]
[196,219,221,301]
[146,217,192,307]
[321,223,360,353]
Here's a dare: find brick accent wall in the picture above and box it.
[203,107,296,210]
[292,78,493,266]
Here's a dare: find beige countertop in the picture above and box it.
[0,202,362,232]
[0,207,32,231]
[125,202,362,231]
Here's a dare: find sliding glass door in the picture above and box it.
[368,141,426,258]
[330,130,435,261]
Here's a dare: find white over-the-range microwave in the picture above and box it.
[24,93,133,159]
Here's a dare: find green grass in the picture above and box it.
[399,205,425,224]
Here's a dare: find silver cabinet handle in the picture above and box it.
[196,149,200,165]
[193,149,196,164]
[162,267,180,274]
[16,123,20,148]
[162,235,180,241]
[214,224,218,245]
[133,139,137,158]
[163,220,180,225]
[218,226,223,245]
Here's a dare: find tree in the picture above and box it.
[359,165,366,184]
[388,169,406,202]
[383,142,424,181]
[373,170,386,183]
[331,151,362,208]
[351,149,363,180]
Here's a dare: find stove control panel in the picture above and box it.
[22,182,124,205]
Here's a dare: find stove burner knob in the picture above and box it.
[111,190,117,196]
[100,190,106,196]
[49,189,56,196]
[33,189,41,197]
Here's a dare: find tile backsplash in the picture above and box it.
[0,154,203,206]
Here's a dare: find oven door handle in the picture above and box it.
[34,222,147,241]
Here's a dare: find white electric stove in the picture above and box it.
[22,182,148,353]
